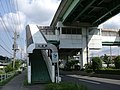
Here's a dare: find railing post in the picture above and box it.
[0,75,1,82]
[52,65,55,82]
[28,65,31,84]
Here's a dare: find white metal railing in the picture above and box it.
[0,72,16,82]
[41,50,55,82]
[45,35,59,41]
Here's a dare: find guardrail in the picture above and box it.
[0,71,16,82]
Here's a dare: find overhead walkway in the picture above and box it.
[26,24,59,84]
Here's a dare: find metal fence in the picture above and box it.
[0,72,16,82]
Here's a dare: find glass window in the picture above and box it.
[102,31,118,36]
[72,28,76,34]
[77,28,82,34]
[62,27,82,34]
[62,28,67,34]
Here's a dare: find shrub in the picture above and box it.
[14,60,21,70]
[5,63,14,73]
[64,60,79,71]
[92,57,102,71]
[85,63,92,69]
[84,63,93,73]
[102,54,111,68]
[44,82,87,90]
[114,56,120,69]
[5,60,21,73]
[85,69,93,73]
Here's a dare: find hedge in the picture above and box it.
[95,69,120,75]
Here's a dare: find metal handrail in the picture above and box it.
[0,71,16,82]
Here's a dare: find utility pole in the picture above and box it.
[21,48,23,60]
[110,45,112,61]
[12,31,19,69]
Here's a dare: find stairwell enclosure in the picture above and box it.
[29,49,51,83]
[26,24,58,83]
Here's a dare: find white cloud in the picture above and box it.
[0,11,26,32]
[0,0,61,32]
[99,14,120,29]
[16,0,61,25]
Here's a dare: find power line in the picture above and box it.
[4,0,16,33]
[0,0,23,59]
[14,0,24,51]
[0,15,13,37]
[0,0,7,14]
[0,0,14,57]
[0,0,15,33]
[0,0,17,35]
[0,36,12,51]
[8,0,20,33]
[0,44,12,56]
[0,16,13,43]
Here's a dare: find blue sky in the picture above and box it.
[0,0,120,59]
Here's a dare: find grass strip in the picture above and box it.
[44,82,87,90]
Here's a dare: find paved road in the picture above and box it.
[0,71,45,90]
[61,75,120,90]
[1,70,120,90]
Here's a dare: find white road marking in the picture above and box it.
[79,79,101,85]
[66,75,120,85]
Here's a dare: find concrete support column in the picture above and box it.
[60,27,62,34]
[56,21,63,35]
[79,51,81,70]
[81,48,88,68]
[55,28,60,35]
[81,27,89,68]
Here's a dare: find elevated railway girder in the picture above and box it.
[51,0,120,27]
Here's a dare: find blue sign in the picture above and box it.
[52,53,58,63]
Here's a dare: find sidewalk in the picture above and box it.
[0,71,45,90]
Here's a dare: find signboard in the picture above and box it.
[35,43,58,63]
[52,53,58,63]
[35,44,48,49]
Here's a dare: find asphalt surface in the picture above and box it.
[0,71,45,90]
[61,75,120,90]
[1,70,120,90]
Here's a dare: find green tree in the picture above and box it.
[14,60,21,70]
[114,56,120,69]
[102,54,111,68]
[5,60,21,73]
[5,63,14,73]
[92,57,102,71]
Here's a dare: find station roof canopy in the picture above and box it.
[51,0,120,27]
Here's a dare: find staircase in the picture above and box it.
[30,49,51,83]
